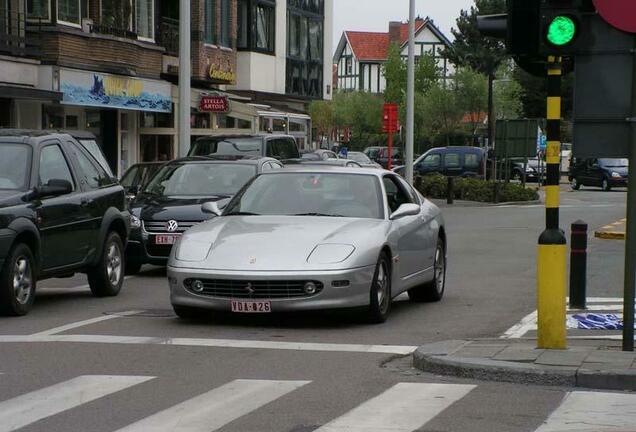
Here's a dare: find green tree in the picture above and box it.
[420,83,465,146]
[308,100,333,144]
[454,68,488,139]
[383,43,407,104]
[445,0,508,146]
[415,52,440,94]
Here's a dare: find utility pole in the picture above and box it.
[405,0,415,184]
[178,0,191,157]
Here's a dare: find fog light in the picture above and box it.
[192,280,204,293]
[332,280,350,287]
[304,282,318,294]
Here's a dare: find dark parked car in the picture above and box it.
[509,158,544,182]
[0,130,130,316]
[569,158,629,191]
[188,134,300,160]
[394,146,486,178]
[126,156,282,272]
[363,146,403,169]
[120,161,164,197]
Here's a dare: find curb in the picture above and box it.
[413,347,636,391]
[595,230,626,240]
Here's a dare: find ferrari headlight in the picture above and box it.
[612,172,622,178]
[175,239,213,262]
[307,244,355,264]
[130,215,141,229]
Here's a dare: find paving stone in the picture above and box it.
[535,349,591,367]
[453,345,506,358]
[584,351,636,367]
[580,362,634,371]
[493,346,545,362]
[415,340,469,356]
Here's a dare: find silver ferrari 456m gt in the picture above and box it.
[168,166,446,323]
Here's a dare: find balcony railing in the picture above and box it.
[89,22,138,40]
[0,8,41,57]
[157,16,179,55]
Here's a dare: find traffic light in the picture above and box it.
[538,0,586,56]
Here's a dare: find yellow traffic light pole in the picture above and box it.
[537,56,567,349]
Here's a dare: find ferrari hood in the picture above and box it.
[175,216,388,271]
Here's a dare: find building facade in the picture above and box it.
[333,18,454,94]
[0,0,331,175]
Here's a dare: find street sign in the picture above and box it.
[199,95,229,112]
[593,0,636,33]
[382,103,399,134]
[495,119,540,158]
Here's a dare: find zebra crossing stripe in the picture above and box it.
[315,383,476,432]
[535,391,636,431]
[0,375,154,432]
[114,379,310,432]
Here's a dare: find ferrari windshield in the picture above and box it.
[225,172,384,219]
[0,144,30,190]
[144,162,256,196]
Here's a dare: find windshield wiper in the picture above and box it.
[225,211,261,216]
[293,212,346,217]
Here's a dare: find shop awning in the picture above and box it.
[0,85,62,102]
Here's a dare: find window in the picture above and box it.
[140,111,174,128]
[288,14,300,56]
[255,2,274,51]
[444,153,460,168]
[464,153,480,169]
[0,145,31,190]
[238,0,275,52]
[345,58,352,75]
[422,154,441,168]
[383,176,412,213]
[68,143,111,189]
[39,145,74,189]
[237,0,249,48]
[309,20,321,61]
[27,0,50,20]
[266,139,300,160]
[286,4,322,98]
[191,109,211,129]
[204,0,216,44]
[58,0,80,25]
[101,0,132,31]
[219,0,231,47]
[136,0,154,40]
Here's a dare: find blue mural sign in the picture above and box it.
[60,69,172,113]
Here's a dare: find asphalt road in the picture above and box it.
[0,184,632,432]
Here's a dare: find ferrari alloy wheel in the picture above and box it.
[408,238,446,303]
[367,253,391,323]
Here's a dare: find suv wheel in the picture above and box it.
[88,232,124,297]
[0,243,36,316]
[571,177,581,190]
[602,177,612,192]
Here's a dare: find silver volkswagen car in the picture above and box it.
[168,167,446,323]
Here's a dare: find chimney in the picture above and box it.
[388,21,401,44]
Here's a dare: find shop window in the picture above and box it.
[191,109,211,129]
[140,111,173,128]
[58,0,81,26]
[42,105,64,129]
[272,118,286,132]
[216,114,252,129]
[27,0,50,20]
[65,115,78,129]
[219,0,231,48]
[289,120,306,132]
[100,0,133,31]
[136,0,154,40]
[204,0,216,44]
[140,135,174,162]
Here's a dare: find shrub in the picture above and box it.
[415,174,539,203]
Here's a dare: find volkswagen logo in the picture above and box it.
[244,283,255,295]
[166,220,179,232]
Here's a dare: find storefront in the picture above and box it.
[40,67,173,177]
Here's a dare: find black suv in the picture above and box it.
[126,156,282,271]
[188,134,300,160]
[0,130,130,316]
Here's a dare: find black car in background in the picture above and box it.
[365,146,403,169]
[126,156,283,273]
[0,130,130,316]
[188,134,300,160]
[393,146,486,178]
[120,161,164,198]
[569,158,629,191]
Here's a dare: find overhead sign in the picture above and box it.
[199,95,229,113]
[60,69,172,113]
[593,0,636,33]
[382,103,399,134]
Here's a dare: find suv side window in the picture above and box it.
[267,138,300,160]
[444,153,460,168]
[39,144,75,189]
[422,153,441,168]
[383,175,413,213]
[68,142,112,189]
[464,153,480,169]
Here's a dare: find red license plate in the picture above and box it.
[154,235,180,245]
[231,300,272,314]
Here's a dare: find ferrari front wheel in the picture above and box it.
[367,252,392,324]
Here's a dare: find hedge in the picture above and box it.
[415,174,539,203]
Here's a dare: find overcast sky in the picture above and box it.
[332,0,475,52]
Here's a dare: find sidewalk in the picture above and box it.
[413,339,636,391]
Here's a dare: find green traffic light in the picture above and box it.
[547,16,576,46]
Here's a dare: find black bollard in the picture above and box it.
[447,177,454,205]
[569,220,588,309]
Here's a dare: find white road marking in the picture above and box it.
[32,311,143,336]
[315,383,476,432]
[0,334,418,354]
[535,391,636,431]
[501,311,538,339]
[115,379,309,432]
[0,375,154,432]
